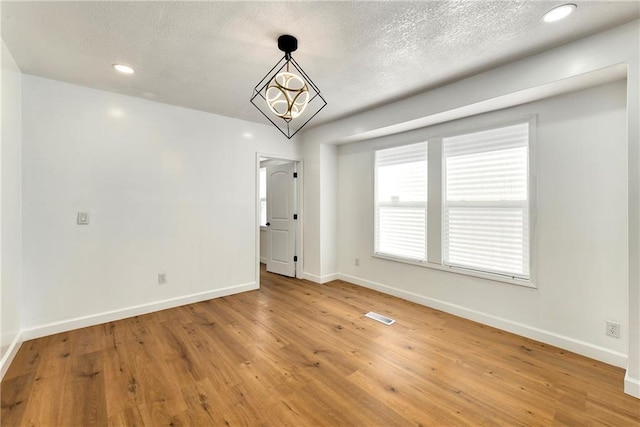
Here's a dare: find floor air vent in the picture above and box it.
[365,311,395,325]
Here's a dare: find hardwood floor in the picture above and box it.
[2,268,639,426]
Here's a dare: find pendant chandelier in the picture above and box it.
[250,35,327,139]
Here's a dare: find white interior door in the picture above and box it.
[266,163,297,277]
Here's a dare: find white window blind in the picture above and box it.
[375,142,428,261]
[443,123,529,279]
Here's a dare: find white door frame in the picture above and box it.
[255,152,304,288]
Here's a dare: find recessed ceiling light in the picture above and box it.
[543,4,577,23]
[112,63,135,74]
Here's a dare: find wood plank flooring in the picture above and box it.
[2,267,639,426]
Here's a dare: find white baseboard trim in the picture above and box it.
[322,273,339,283]
[302,272,339,284]
[1,332,24,380]
[22,282,257,341]
[338,273,628,369]
[302,272,322,283]
[625,372,640,398]
[260,257,267,264]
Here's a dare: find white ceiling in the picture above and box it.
[2,1,638,128]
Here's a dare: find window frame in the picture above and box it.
[442,121,531,281]
[371,115,537,288]
[373,141,429,262]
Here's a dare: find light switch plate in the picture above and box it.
[77,212,90,225]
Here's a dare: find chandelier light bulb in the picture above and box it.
[266,71,310,121]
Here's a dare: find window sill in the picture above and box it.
[372,253,536,289]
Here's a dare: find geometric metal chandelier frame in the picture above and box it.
[250,35,327,139]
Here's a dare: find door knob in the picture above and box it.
[266,222,270,226]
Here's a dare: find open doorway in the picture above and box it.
[255,154,303,287]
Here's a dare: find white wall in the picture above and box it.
[21,75,300,336]
[302,139,322,280]
[300,141,339,283]
[1,39,23,376]
[338,80,628,365]
[320,143,338,280]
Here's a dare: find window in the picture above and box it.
[374,142,428,261]
[373,120,532,284]
[260,167,267,226]
[442,123,529,279]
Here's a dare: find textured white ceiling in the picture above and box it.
[2,1,638,127]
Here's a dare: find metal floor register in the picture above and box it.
[365,311,395,325]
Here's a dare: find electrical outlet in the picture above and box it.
[354,257,360,266]
[606,320,620,338]
[77,212,90,225]
[158,273,167,284]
